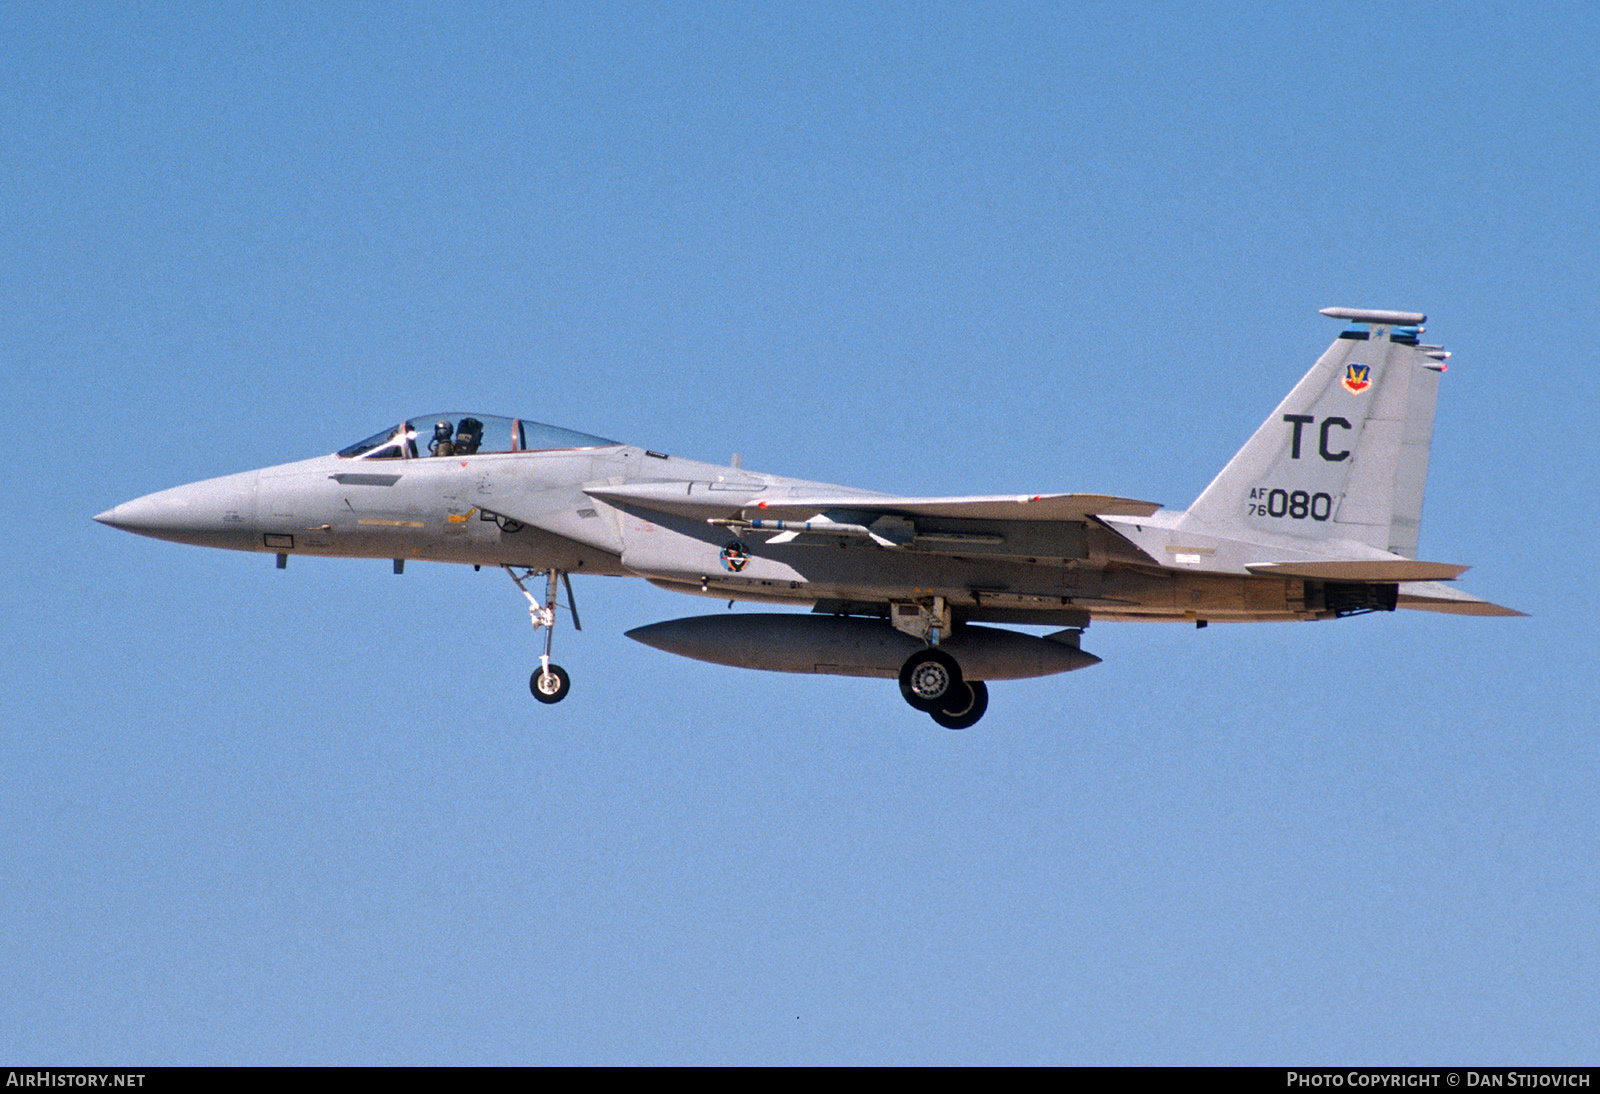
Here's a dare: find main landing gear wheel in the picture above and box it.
[530,664,571,704]
[930,680,988,730]
[899,648,963,712]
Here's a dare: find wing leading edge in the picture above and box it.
[583,483,1161,523]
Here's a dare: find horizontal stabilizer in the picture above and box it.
[1396,581,1526,617]
[1246,559,1469,582]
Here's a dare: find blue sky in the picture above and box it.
[3,1,1596,1064]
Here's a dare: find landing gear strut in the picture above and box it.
[506,566,580,704]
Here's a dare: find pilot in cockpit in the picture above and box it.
[429,421,454,457]
[453,417,484,455]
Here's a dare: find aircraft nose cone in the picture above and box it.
[95,492,193,535]
[94,471,261,547]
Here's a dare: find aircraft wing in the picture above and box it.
[584,482,1161,523]
[586,482,1163,559]
[743,492,1163,522]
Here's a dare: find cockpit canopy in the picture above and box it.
[337,413,620,460]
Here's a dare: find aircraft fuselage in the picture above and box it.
[97,441,1327,625]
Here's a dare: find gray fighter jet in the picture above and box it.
[96,307,1519,728]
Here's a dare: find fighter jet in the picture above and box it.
[96,307,1519,728]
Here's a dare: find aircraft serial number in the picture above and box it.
[1248,487,1333,521]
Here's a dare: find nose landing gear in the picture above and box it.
[506,566,581,704]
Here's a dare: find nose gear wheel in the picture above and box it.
[530,664,571,703]
[506,566,580,704]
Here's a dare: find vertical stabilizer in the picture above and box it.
[1178,308,1448,558]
